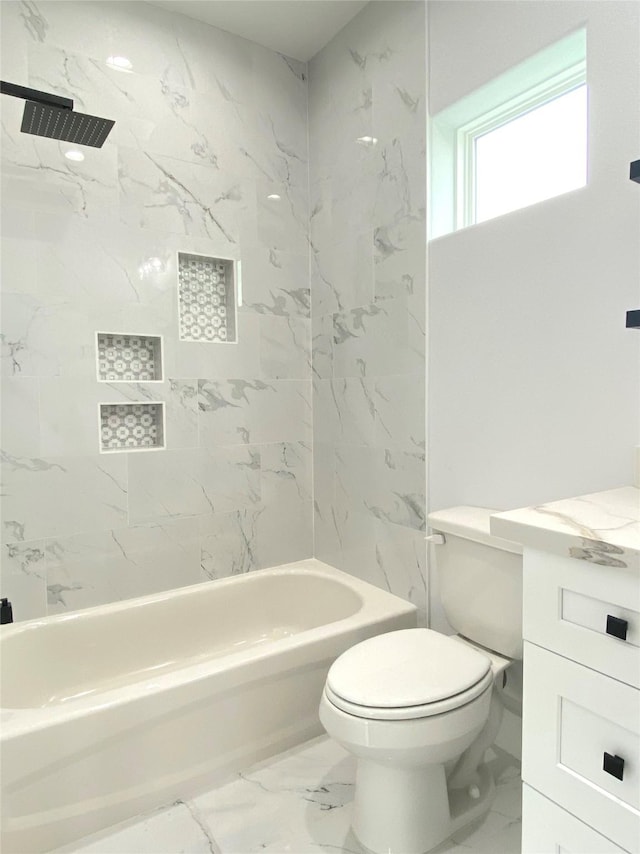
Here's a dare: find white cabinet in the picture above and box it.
[522,549,640,854]
[522,785,629,854]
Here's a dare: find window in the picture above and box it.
[429,29,587,238]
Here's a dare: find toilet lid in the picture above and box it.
[326,628,491,710]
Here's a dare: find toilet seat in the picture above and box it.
[325,628,493,721]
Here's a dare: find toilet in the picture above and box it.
[319,506,523,854]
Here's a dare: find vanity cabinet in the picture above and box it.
[521,549,640,854]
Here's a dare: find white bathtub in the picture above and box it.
[0,559,416,853]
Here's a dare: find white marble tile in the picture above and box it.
[260,441,313,506]
[19,0,241,97]
[199,508,261,580]
[373,373,426,453]
[371,518,428,624]
[257,496,313,570]
[1,123,118,221]
[53,800,218,854]
[239,246,309,319]
[311,312,333,380]
[127,445,261,525]
[312,442,338,563]
[374,216,426,302]
[37,378,198,457]
[197,379,269,446]
[370,447,426,532]
[331,231,375,312]
[0,229,43,298]
[174,315,263,381]
[0,377,41,457]
[0,539,48,621]
[118,146,254,245]
[255,182,308,255]
[332,297,421,379]
[192,738,357,853]
[46,517,201,614]
[0,1,28,80]
[32,217,179,311]
[314,378,377,446]
[0,292,97,379]
[61,738,521,854]
[1,452,128,544]
[310,248,342,318]
[27,43,243,173]
[259,315,311,380]
[198,379,312,447]
[256,441,314,568]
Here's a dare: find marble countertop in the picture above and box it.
[491,486,640,571]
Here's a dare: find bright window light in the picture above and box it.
[474,84,587,224]
[428,28,587,239]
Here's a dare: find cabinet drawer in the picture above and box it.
[524,549,639,687]
[523,642,640,853]
[522,784,629,853]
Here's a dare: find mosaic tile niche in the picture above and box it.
[97,333,163,381]
[178,253,237,343]
[100,403,165,452]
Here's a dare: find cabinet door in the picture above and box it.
[523,642,640,853]
[523,785,630,853]
[524,549,639,687]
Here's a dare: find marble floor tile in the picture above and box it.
[54,802,219,854]
[60,737,521,854]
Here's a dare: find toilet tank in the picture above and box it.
[428,506,523,659]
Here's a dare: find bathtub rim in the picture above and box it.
[0,559,417,735]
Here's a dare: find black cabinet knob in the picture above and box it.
[603,752,625,780]
[606,615,628,641]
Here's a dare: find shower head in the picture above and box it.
[1,80,115,148]
[21,100,115,147]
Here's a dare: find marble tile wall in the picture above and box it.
[0,0,312,620]
[308,2,428,622]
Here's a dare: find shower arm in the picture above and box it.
[1,81,73,111]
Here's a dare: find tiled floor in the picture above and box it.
[56,737,522,854]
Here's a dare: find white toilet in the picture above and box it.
[319,506,523,854]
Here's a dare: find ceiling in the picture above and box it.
[147,0,369,62]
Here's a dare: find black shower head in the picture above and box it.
[21,100,115,147]
[1,80,115,148]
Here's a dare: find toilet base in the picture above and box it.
[352,761,495,854]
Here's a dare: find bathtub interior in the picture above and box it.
[1,568,363,709]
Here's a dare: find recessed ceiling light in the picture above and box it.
[106,55,133,72]
[356,136,378,146]
[267,193,281,201]
[64,149,85,162]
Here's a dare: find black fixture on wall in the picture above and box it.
[625,160,640,328]
[626,310,640,330]
[0,598,13,624]
[0,80,115,147]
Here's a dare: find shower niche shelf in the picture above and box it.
[97,333,163,382]
[99,402,165,453]
[178,252,237,343]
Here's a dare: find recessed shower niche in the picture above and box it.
[96,333,163,382]
[178,252,237,343]
[99,403,165,452]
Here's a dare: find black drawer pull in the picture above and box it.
[606,615,628,640]
[603,753,625,780]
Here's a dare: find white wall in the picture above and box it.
[429,0,640,521]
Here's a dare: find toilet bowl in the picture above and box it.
[319,506,523,854]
